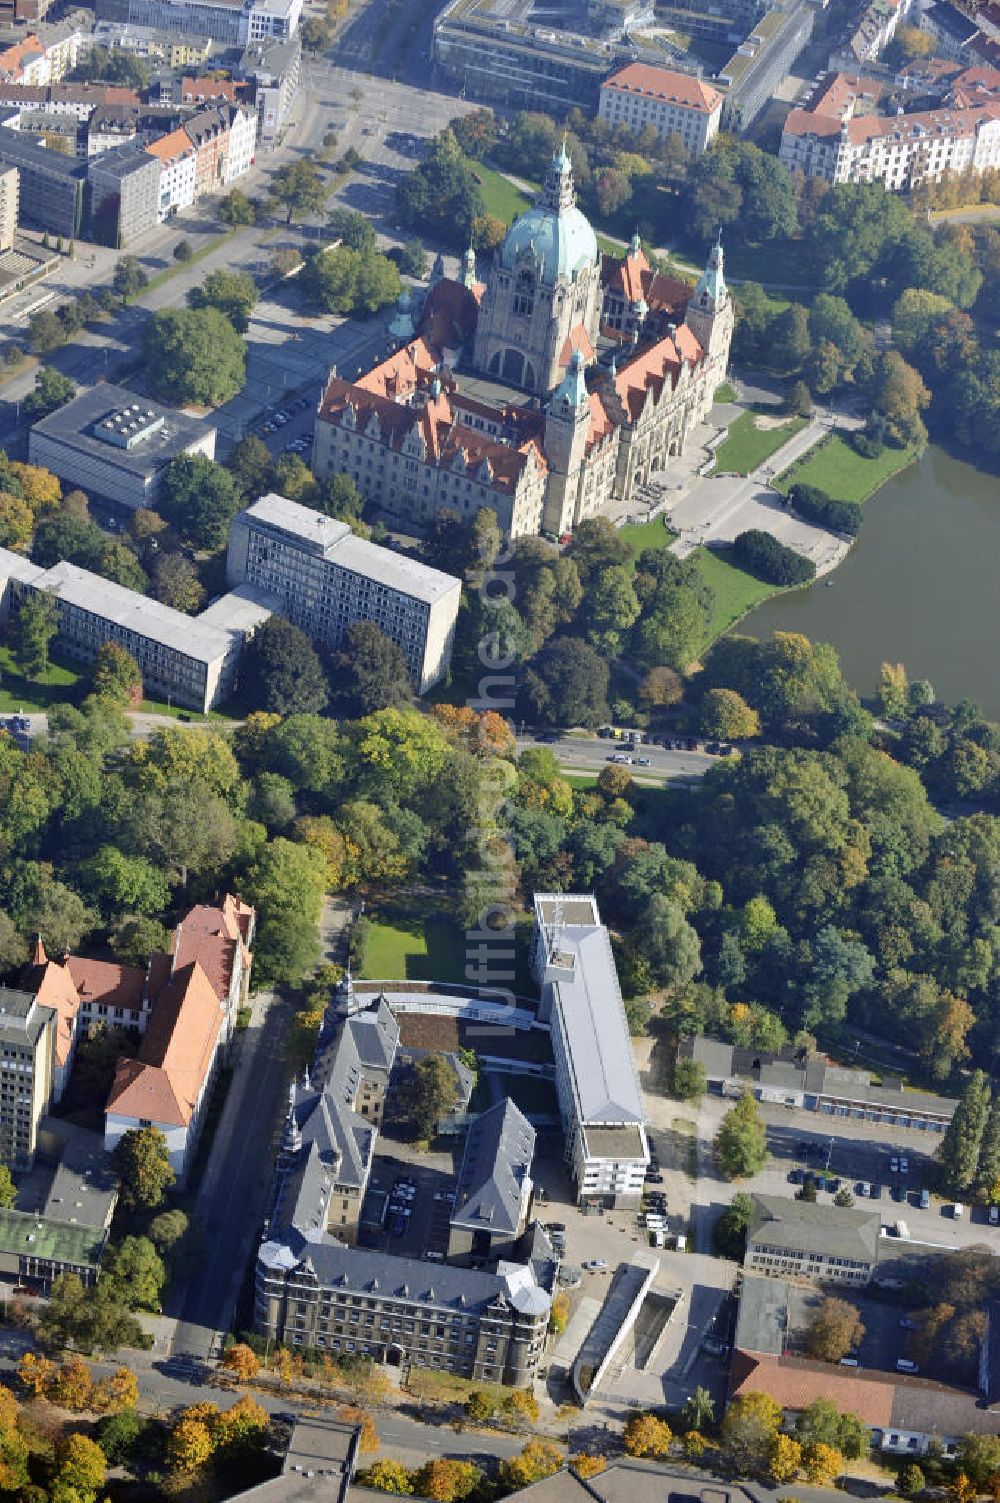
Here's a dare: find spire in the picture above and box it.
[460,243,477,289]
[32,933,47,967]
[694,230,727,307]
[540,137,575,214]
[553,347,588,413]
[629,228,641,256]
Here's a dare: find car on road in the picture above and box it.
[705,741,721,754]
[890,1156,900,1174]
[635,756,651,766]
[900,1156,909,1175]
[583,1259,608,1272]
[608,753,631,764]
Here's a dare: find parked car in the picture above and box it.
[919,1188,930,1210]
[899,1318,916,1330]
[788,1168,803,1184]
[890,1156,900,1174]
[900,1156,909,1175]
[856,1181,872,1197]
[891,1184,906,1202]
[582,1259,608,1272]
[646,1172,664,1184]
[896,1359,919,1373]
[990,1204,999,1226]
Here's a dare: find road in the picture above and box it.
[168,990,294,1360]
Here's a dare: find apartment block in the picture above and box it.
[236,32,300,146]
[531,893,648,1208]
[88,141,161,243]
[227,493,462,694]
[717,0,813,131]
[0,987,57,1168]
[145,125,197,217]
[0,127,85,235]
[598,63,723,153]
[745,1195,880,1285]
[0,162,15,249]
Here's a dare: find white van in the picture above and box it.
[645,1215,666,1229]
[650,1229,665,1248]
[954,1202,965,1219]
[896,1220,910,1239]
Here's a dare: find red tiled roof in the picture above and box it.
[66,956,146,1012]
[730,1351,896,1425]
[602,61,722,112]
[613,329,700,421]
[108,961,224,1127]
[27,960,79,1069]
[171,896,252,1004]
[0,34,43,76]
[559,324,596,367]
[181,75,238,102]
[419,277,483,352]
[145,126,195,164]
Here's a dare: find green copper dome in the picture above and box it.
[498,143,598,287]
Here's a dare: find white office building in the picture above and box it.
[531,893,648,1208]
[226,493,462,693]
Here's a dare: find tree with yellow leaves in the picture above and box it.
[498,1439,565,1490]
[769,1434,802,1483]
[359,1458,415,1494]
[803,1442,843,1486]
[214,1396,269,1454]
[571,1454,607,1479]
[221,1343,260,1384]
[92,1365,139,1415]
[952,1475,977,1503]
[166,1415,214,1474]
[414,1458,482,1501]
[49,1354,94,1412]
[549,1292,570,1334]
[682,1431,708,1459]
[16,1352,55,1399]
[338,1405,378,1454]
[52,1432,106,1503]
[0,1383,28,1493]
[623,1412,673,1459]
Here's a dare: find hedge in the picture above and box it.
[788,483,862,538]
[731,530,817,587]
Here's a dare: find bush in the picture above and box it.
[731,531,816,587]
[788,483,862,537]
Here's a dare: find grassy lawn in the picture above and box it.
[560,772,599,789]
[692,546,782,642]
[406,1368,506,1407]
[775,432,917,504]
[471,162,532,223]
[0,645,83,712]
[620,516,677,557]
[137,695,234,723]
[710,409,808,477]
[359,905,535,994]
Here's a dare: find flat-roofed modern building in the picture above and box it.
[531,893,648,1207]
[95,0,303,46]
[0,126,85,234]
[0,545,271,711]
[0,163,17,250]
[0,986,57,1168]
[27,384,216,509]
[227,493,462,693]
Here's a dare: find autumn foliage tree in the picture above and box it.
[499,1439,565,1490]
[805,1298,866,1363]
[414,1459,482,1501]
[622,1413,673,1459]
[571,1454,607,1479]
[803,1441,844,1485]
[769,1434,802,1483]
[359,1459,415,1493]
[92,1366,140,1414]
[222,1343,260,1384]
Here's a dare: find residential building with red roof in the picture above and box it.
[312,146,732,541]
[599,63,723,154]
[780,66,1000,188]
[22,895,254,1183]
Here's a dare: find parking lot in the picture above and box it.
[360,1140,457,1260]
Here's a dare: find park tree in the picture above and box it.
[49,1354,95,1410]
[521,635,610,727]
[92,1366,140,1415]
[114,255,148,298]
[396,128,484,247]
[720,1391,782,1474]
[158,453,242,550]
[188,268,258,332]
[229,434,274,498]
[82,846,170,916]
[244,615,329,715]
[681,1387,715,1432]
[13,593,58,680]
[638,665,683,708]
[112,1126,175,1210]
[143,307,246,406]
[795,1398,870,1460]
[152,553,206,614]
[701,688,761,741]
[622,1413,673,1458]
[23,365,76,419]
[52,1432,107,1503]
[713,1191,755,1259]
[715,1093,769,1179]
[938,1070,992,1195]
[300,244,401,316]
[220,188,256,227]
[166,1415,214,1474]
[805,1298,865,1363]
[955,1435,1000,1489]
[867,350,931,447]
[638,895,702,989]
[571,1455,607,1479]
[0,1166,15,1210]
[92,641,143,705]
[464,1391,496,1425]
[335,621,413,714]
[268,159,327,223]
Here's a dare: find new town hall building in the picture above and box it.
[311,143,733,540]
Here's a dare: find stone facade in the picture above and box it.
[312,146,732,541]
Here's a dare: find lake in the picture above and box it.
[740,445,1000,718]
